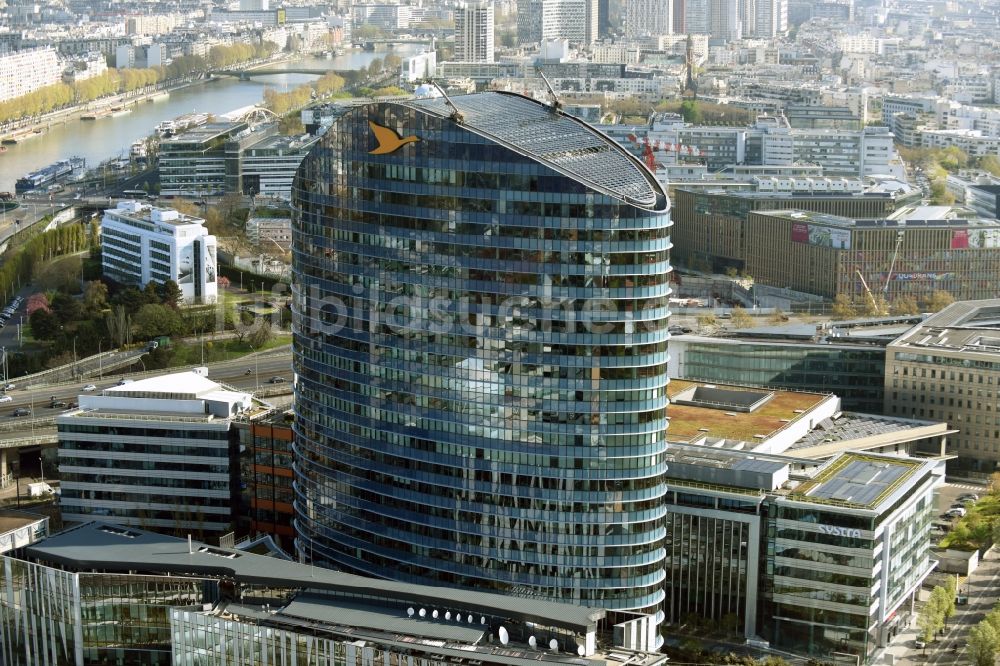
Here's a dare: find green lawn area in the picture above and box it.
[938,492,1000,550]
[666,379,828,443]
[147,334,291,370]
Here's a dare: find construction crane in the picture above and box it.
[856,269,887,316]
[881,230,906,298]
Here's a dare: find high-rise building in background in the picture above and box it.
[754,0,787,37]
[672,0,686,33]
[684,0,709,34]
[516,0,543,43]
[518,0,599,45]
[291,92,672,634]
[625,0,673,38]
[454,1,495,62]
[738,0,756,38]
[709,0,740,41]
[598,0,613,38]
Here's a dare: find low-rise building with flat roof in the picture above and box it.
[57,370,253,536]
[0,510,48,554]
[664,379,949,459]
[663,445,944,664]
[0,521,667,666]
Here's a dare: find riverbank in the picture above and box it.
[0,53,299,145]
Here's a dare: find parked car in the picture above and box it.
[82,384,96,392]
[958,494,979,502]
[946,507,967,518]
[915,639,927,650]
[956,595,969,606]
[0,395,11,403]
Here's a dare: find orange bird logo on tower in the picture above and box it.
[368,120,420,155]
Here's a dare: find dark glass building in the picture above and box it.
[291,92,672,631]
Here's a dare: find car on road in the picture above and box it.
[957,595,969,605]
[0,395,11,403]
[3,383,14,391]
[915,639,927,650]
[11,408,30,416]
[269,376,287,383]
[117,379,133,386]
[82,384,96,392]
[49,401,68,408]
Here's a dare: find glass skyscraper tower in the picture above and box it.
[291,92,671,630]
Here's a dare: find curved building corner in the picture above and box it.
[291,91,672,636]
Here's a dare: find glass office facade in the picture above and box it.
[674,339,886,412]
[291,92,672,621]
[0,556,213,666]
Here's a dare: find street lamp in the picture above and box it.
[248,344,259,392]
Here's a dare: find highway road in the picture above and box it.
[0,348,292,422]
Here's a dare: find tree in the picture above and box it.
[35,255,83,293]
[112,287,147,315]
[26,293,50,316]
[980,155,1000,177]
[105,305,131,347]
[248,318,274,348]
[696,313,717,329]
[831,294,858,319]
[160,280,182,309]
[83,280,109,314]
[916,599,941,649]
[930,179,955,205]
[29,308,61,340]
[50,292,84,324]
[143,281,161,305]
[930,586,955,626]
[730,306,753,328]
[891,296,920,315]
[133,303,185,339]
[926,290,955,312]
[969,621,1000,666]
[679,99,702,123]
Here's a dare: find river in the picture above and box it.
[0,45,423,193]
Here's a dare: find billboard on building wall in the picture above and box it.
[790,222,850,249]
[951,230,969,249]
[791,222,809,243]
[968,229,1000,248]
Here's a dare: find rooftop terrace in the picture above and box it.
[666,379,829,444]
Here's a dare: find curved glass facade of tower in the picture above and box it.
[291,92,672,624]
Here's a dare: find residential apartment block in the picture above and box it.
[0,47,63,102]
[454,1,495,63]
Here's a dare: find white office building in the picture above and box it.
[0,47,63,103]
[57,370,253,534]
[101,201,219,305]
[455,1,495,63]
